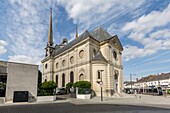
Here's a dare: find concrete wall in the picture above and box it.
[5,62,38,102]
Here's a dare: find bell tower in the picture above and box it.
[45,8,54,57]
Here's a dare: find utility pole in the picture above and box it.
[98,70,104,101]
[130,73,132,89]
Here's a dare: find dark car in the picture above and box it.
[56,88,67,95]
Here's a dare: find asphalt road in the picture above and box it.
[0,102,170,113]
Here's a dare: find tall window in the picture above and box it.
[115,73,118,80]
[113,51,117,59]
[56,75,58,87]
[62,73,65,87]
[70,71,74,84]
[97,71,101,79]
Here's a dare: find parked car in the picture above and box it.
[56,88,67,95]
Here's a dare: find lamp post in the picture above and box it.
[130,73,136,89]
[98,70,104,101]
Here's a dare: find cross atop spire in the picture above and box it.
[76,24,78,39]
[47,8,53,46]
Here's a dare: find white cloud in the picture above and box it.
[122,4,170,34]
[57,0,145,29]
[123,45,155,61]
[0,40,7,54]
[8,55,42,65]
[122,4,170,61]
[5,0,53,64]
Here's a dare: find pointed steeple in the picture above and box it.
[45,8,54,57]
[48,8,53,46]
[76,25,78,39]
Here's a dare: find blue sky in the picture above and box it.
[0,0,170,81]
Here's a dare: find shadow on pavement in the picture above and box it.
[1,102,170,113]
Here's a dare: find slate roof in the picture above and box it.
[52,30,93,56]
[91,27,112,42]
[52,27,113,57]
[92,51,107,63]
[0,66,7,74]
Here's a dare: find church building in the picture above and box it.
[41,10,124,96]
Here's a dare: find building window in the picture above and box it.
[113,51,117,60]
[93,49,97,57]
[79,74,84,81]
[62,73,65,87]
[70,56,74,64]
[45,63,48,69]
[56,63,58,69]
[45,79,47,82]
[70,71,74,84]
[62,60,66,66]
[115,74,118,80]
[79,50,84,58]
[97,71,101,79]
[56,75,58,87]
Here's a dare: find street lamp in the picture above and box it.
[98,70,104,101]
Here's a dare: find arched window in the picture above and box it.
[79,74,84,81]
[56,75,58,87]
[62,73,65,87]
[70,71,74,84]
[113,51,117,59]
[56,63,58,69]
[62,60,66,66]
[114,73,118,80]
[45,63,47,69]
[93,49,96,57]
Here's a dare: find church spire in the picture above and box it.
[45,8,54,57]
[76,25,78,39]
[48,8,53,46]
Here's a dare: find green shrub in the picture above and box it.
[40,81,57,96]
[73,81,91,88]
[66,82,73,89]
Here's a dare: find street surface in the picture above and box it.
[0,102,170,113]
[1,94,170,113]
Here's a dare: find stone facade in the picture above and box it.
[42,11,124,96]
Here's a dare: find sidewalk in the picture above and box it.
[69,94,170,105]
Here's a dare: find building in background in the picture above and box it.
[41,10,124,96]
[0,61,38,102]
[124,72,170,94]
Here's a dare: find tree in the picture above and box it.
[40,81,57,96]
[38,70,42,88]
